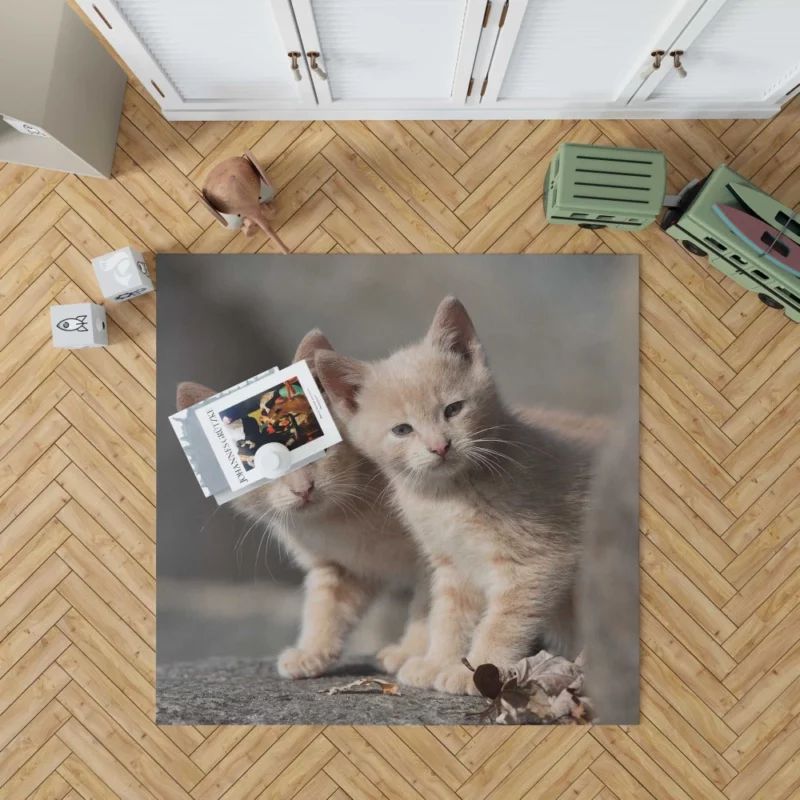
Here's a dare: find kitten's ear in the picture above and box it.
[294,329,334,375]
[314,351,366,415]
[426,296,482,362]
[177,381,216,411]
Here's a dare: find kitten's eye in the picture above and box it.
[444,401,464,419]
[392,423,413,436]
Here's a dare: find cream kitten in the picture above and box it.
[177,330,427,680]
[315,298,594,695]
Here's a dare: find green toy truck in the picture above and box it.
[544,142,800,322]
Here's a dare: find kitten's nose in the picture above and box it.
[430,440,451,458]
[291,481,314,500]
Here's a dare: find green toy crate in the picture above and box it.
[544,143,667,231]
[660,165,800,322]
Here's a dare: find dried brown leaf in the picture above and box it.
[513,651,582,695]
[468,650,594,725]
[319,678,401,696]
[473,663,503,699]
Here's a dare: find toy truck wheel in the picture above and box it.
[578,223,606,230]
[682,240,707,257]
[758,293,784,310]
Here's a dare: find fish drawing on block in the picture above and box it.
[56,315,89,332]
[713,204,800,277]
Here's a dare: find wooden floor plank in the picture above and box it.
[0,163,37,207]
[56,536,154,646]
[640,500,736,608]
[122,86,202,176]
[57,646,203,790]
[329,121,468,246]
[455,119,579,232]
[189,727,288,800]
[723,530,800,624]
[55,428,155,540]
[57,681,192,800]
[0,732,71,800]
[0,674,70,757]
[56,717,157,800]
[400,120,469,175]
[640,644,736,752]
[322,137,453,253]
[0,229,68,317]
[364,121,469,210]
[639,681,737,790]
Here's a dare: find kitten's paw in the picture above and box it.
[277,647,338,679]
[375,643,415,674]
[397,656,443,689]
[434,663,480,696]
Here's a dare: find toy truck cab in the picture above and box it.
[660,165,800,322]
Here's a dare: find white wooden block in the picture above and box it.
[50,303,108,348]
[91,246,154,302]
[1,115,50,137]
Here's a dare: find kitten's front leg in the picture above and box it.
[457,563,572,687]
[278,563,375,679]
[397,561,482,689]
[376,573,429,674]
[435,560,573,695]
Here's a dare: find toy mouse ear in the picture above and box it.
[243,149,273,191]
[177,381,216,411]
[196,190,228,227]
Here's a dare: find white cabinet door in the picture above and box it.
[76,0,316,112]
[289,0,486,109]
[479,0,706,111]
[631,0,800,110]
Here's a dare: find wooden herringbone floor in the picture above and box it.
[2,75,800,799]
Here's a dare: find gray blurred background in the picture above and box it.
[157,255,639,669]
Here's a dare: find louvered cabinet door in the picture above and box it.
[76,0,316,112]
[479,0,706,110]
[631,0,800,111]
[288,0,486,108]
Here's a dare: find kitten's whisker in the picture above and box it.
[236,507,273,568]
[472,445,526,476]
[374,464,417,510]
[254,526,270,582]
[471,423,515,435]
[330,482,379,498]
[262,526,278,581]
[468,446,515,481]
[464,448,507,481]
[199,506,223,536]
[332,493,373,520]
[482,448,528,470]
[363,470,389,493]
[471,436,552,458]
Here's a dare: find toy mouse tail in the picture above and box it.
[254,214,290,254]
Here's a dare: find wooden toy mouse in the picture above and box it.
[197,149,289,254]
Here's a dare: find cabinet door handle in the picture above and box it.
[670,50,687,79]
[640,50,665,81]
[288,52,302,81]
[307,52,328,81]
